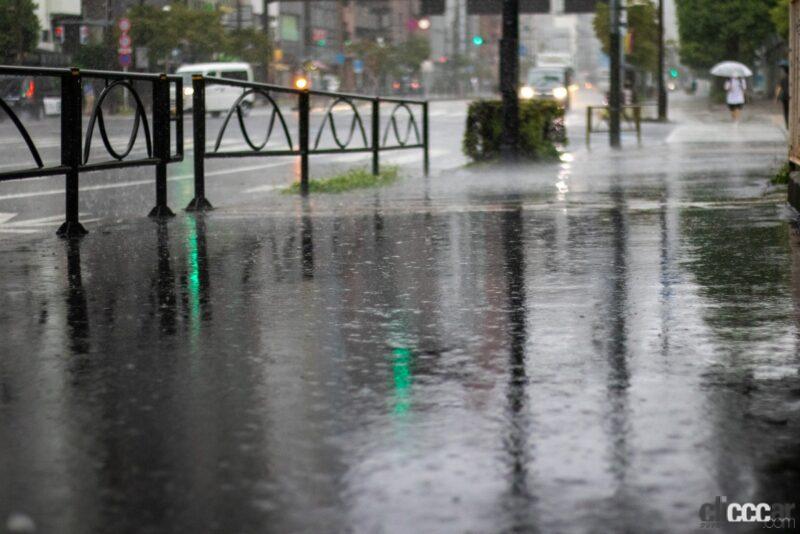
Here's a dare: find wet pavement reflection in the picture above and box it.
[1,120,800,533]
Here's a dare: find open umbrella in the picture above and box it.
[710,61,753,78]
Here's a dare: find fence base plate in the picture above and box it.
[56,221,88,237]
[185,197,214,212]
[148,206,176,218]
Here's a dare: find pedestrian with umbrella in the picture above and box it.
[711,61,753,123]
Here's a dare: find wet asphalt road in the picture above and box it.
[2,94,800,533]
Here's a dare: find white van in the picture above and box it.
[174,62,255,116]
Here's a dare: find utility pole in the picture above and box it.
[453,0,461,96]
[499,0,520,159]
[657,0,667,121]
[609,0,622,148]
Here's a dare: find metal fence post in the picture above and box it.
[57,67,87,237]
[372,98,380,176]
[149,73,175,218]
[422,101,429,177]
[586,107,592,146]
[187,75,213,211]
[299,90,310,196]
[636,106,642,144]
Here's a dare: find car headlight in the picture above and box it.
[183,87,194,97]
[552,87,568,100]
[520,86,535,100]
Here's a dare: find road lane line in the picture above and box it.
[0,161,292,201]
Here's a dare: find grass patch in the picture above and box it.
[283,166,400,194]
[772,162,792,185]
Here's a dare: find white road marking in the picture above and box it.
[0,212,101,233]
[242,184,286,194]
[0,161,291,201]
[0,228,40,234]
[1,213,92,227]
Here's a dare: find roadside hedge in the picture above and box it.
[462,99,566,162]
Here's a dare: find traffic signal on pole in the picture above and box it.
[472,35,484,46]
[670,69,679,79]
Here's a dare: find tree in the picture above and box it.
[223,28,272,68]
[129,3,227,68]
[676,0,779,71]
[347,36,431,91]
[771,0,789,40]
[73,43,117,70]
[395,35,431,74]
[593,1,659,74]
[346,39,396,91]
[0,0,40,63]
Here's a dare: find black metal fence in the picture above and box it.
[0,65,430,235]
[585,105,642,146]
[0,66,184,236]
[187,75,429,209]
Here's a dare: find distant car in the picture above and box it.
[519,67,574,109]
[172,62,255,117]
[0,75,61,119]
[391,76,423,96]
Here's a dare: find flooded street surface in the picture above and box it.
[1,105,799,533]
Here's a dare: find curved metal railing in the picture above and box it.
[213,88,294,153]
[0,65,184,235]
[190,75,428,203]
[0,65,428,232]
[0,93,44,169]
[83,79,152,163]
[313,97,369,150]
[381,102,422,148]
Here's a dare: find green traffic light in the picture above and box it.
[472,35,484,46]
[669,68,679,79]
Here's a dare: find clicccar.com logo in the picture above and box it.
[699,496,797,529]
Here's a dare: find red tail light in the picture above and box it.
[24,79,35,99]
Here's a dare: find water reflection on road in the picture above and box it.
[1,164,800,533]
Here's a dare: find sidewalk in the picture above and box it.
[2,95,799,534]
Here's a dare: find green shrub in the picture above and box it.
[772,161,791,185]
[284,166,400,194]
[462,99,566,162]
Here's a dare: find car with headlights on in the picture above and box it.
[519,67,574,110]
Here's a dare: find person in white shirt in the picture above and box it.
[724,77,746,122]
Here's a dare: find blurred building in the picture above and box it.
[32,0,81,64]
[268,0,425,91]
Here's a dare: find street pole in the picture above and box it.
[609,0,622,148]
[657,0,667,121]
[263,0,271,82]
[500,0,520,159]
